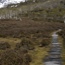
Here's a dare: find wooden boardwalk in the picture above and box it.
[44,31,62,65]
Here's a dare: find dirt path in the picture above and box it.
[44,29,62,65]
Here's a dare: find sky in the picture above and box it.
[0,0,25,8]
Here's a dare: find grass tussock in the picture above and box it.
[29,47,49,65]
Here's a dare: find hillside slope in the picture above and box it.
[0,0,65,22]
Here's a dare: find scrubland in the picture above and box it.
[0,17,65,65]
[0,0,65,65]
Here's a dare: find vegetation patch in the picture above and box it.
[0,15,64,65]
[15,38,35,50]
[0,42,11,50]
[0,49,31,65]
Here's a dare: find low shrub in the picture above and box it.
[39,38,51,47]
[0,42,11,50]
[15,38,35,50]
[0,49,32,65]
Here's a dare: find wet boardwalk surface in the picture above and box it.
[44,31,62,65]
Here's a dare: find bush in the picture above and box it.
[0,49,32,65]
[0,42,11,50]
[39,38,50,47]
[15,38,34,50]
